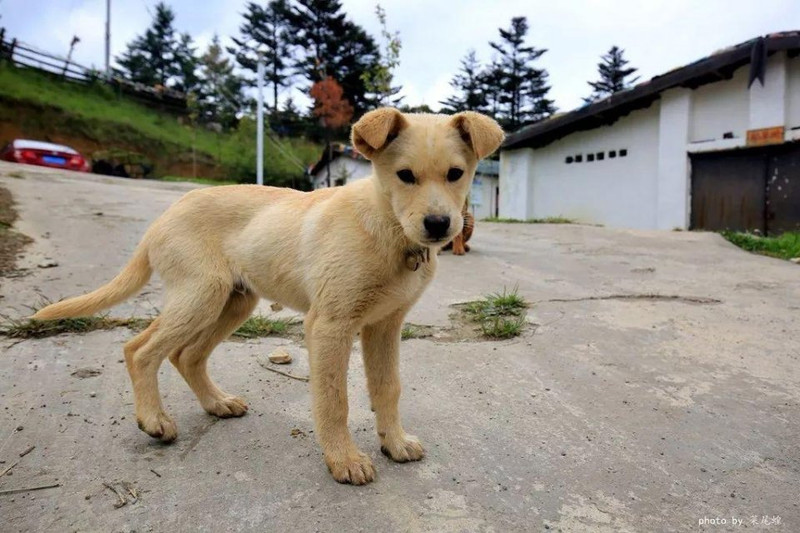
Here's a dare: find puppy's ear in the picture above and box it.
[351,107,407,159]
[450,111,505,160]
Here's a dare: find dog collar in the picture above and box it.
[404,247,430,271]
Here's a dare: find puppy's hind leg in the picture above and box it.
[169,290,259,418]
[125,280,230,442]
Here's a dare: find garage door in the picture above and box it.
[768,148,800,234]
[690,143,800,235]
[690,150,767,233]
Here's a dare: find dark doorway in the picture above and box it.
[690,143,800,235]
[767,147,800,234]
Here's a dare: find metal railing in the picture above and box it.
[0,28,188,114]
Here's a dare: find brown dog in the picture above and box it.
[33,108,504,485]
[443,199,474,255]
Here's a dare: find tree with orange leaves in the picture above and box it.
[310,76,354,129]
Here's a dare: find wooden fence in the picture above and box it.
[0,28,187,114]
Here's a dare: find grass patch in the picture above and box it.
[232,315,296,338]
[400,323,434,341]
[460,287,528,339]
[483,216,574,224]
[721,231,800,261]
[1,307,296,340]
[0,314,150,339]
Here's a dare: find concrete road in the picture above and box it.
[1,162,798,532]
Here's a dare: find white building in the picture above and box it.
[500,32,800,235]
[470,160,500,220]
[310,143,371,189]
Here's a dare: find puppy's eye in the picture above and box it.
[396,169,416,184]
[446,168,464,182]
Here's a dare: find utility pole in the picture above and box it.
[256,56,264,186]
[105,0,111,77]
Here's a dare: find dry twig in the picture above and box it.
[0,459,20,478]
[261,366,309,382]
[0,483,60,496]
[103,482,127,508]
[19,445,35,458]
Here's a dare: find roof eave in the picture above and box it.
[502,32,800,151]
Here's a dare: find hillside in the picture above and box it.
[0,65,321,185]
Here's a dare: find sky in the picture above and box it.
[1,0,799,113]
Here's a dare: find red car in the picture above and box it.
[0,139,90,172]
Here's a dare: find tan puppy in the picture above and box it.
[33,108,504,485]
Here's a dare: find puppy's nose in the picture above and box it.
[423,214,451,239]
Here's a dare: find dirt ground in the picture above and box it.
[0,183,32,277]
[1,162,799,532]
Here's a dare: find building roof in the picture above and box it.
[503,31,800,151]
[309,143,369,176]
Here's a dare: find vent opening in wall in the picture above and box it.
[723,132,734,139]
[596,152,605,160]
[609,150,617,158]
[620,149,628,157]
[565,156,574,164]
[575,154,583,162]
[587,153,595,162]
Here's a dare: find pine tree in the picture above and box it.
[489,16,555,129]
[440,50,486,114]
[285,0,380,116]
[229,0,293,113]
[116,2,179,87]
[198,35,244,129]
[584,46,639,103]
[480,62,505,118]
[272,96,304,136]
[361,4,403,107]
[173,32,201,94]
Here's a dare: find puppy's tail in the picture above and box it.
[32,244,152,320]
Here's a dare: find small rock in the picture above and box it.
[270,302,284,312]
[790,257,800,264]
[268,348,292,365]
[94,212,103,216]
[89,392,97,398]
[37,259,59,268]
[16,425,23,432]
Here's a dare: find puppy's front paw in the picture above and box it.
[204,395,248,418]
[325,450,375,485]
[381,434,425,463]
[137,411,178,443]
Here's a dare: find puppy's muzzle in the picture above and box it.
[423,214,450,240]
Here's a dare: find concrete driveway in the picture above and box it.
[1,162,798,532]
